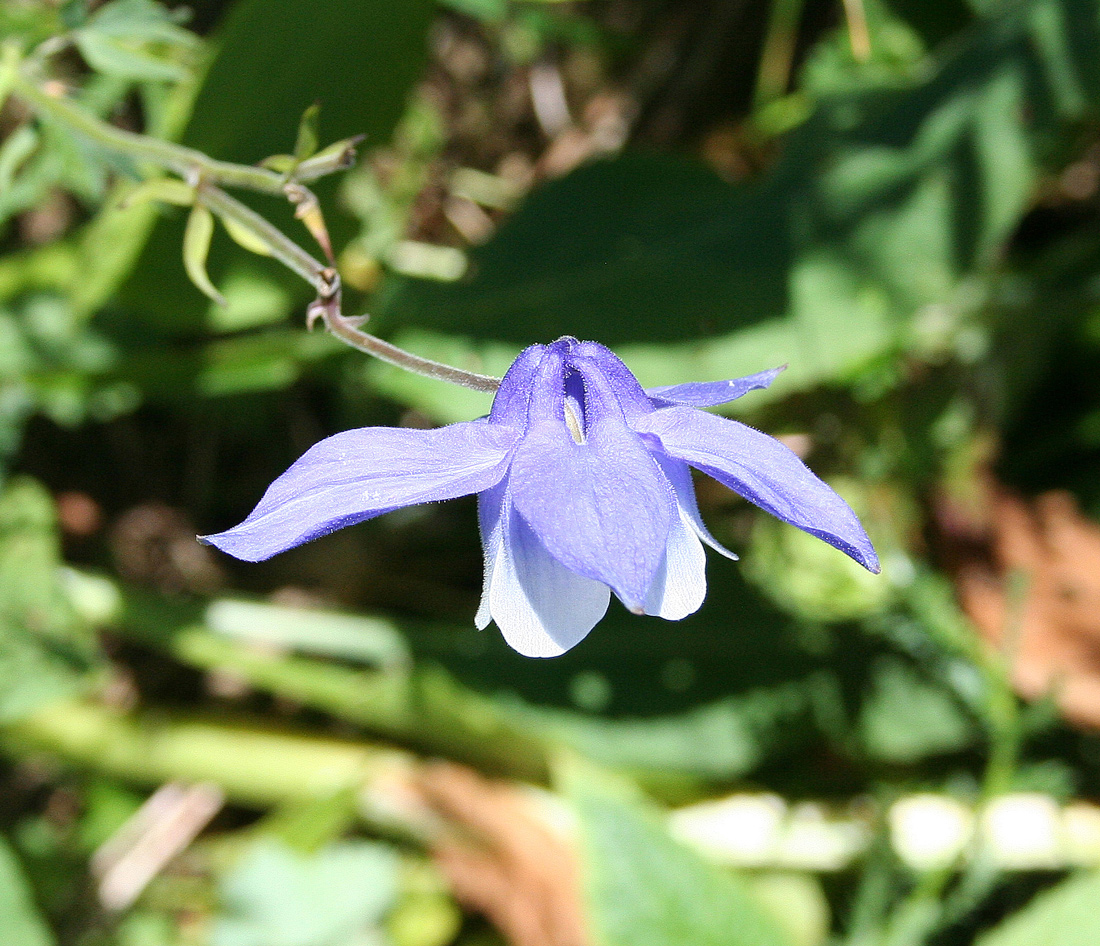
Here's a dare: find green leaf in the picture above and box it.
[219,215,274,257]
[0,835,55,946]
[293,103,321,163]
[74,0,198,82]
[0,126,39,195]
[118,177,194,209]
[182,203,226,306]
[436,0,509,22]
[211,837,400,946]
[858,657,977,763]
[975,872,1100,946]
[73,31,187,82]
[117,0,435,332]
[565,768,794,946]
[379,0,1100,396]
[0,478,100,722]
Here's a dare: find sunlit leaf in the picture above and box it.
[0,836,54,946]
[565,767,794,946]
[211,838,400,946]
[975,872,1100,946]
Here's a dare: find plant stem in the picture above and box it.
[4,700,413,811]
[11,61,503,393]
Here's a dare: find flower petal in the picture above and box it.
[636,407,880,573]
[202,422,516,562]
[651,452,738,561]
[485,492,610,657]
[475,480,506,630]
[489,343,547,427]
[646,366,784,409]
[510,415,673,609]
[643,502,707,620]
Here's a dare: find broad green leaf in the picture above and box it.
[566,769,794,946]
[0,836,54,946]
[211,837,399,946]
[975,872,1100,946]
[858,657,977,763]
[379,0,1100,398]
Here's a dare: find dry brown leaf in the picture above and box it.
[947,482,1100,727]
[412,763,589,946]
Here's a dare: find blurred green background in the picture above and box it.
[5,0,1100,944]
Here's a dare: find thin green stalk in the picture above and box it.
[14,69,306,196]
[10,58,503,392]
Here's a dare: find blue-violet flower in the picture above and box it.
[202,338,879,657]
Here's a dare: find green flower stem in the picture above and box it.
[4,700,414,812]
[12,69,313,195]
[197,183,329,290]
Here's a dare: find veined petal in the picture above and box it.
[510,414,673,609]
[569,342,653,421]
[651,452,738,561]
[643,503,707,620]
[636,407,880,573]
[485,492,610,657]
[646,366,784,409]
[489,343,547,428]
[202,422,517,562]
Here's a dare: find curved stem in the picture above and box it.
[11,63,503,394]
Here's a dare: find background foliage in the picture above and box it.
[4,0,1100,944]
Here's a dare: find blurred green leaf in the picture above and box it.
[293,104,321,164]
[204,598,410,669]
[436,0,509,22]
[975,872,1100,946]
[858,657,977,763]
[380,0,1100,399]
[212,837,400,946]
[73,0,198,82]
[117,0,436,333]
[566,769,794,946]
[0,478,100,721]
[0,835,54,946]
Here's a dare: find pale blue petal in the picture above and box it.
[510,415,673,609]
[202,423,517,562]
[569,342,653,420]
[646,366,784,409]
[488,343,547,427]
[651,452,738,561]
[636,408,880,573]
[643,502,707,620]
[485,493,610,657]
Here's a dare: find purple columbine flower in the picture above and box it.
[202,338,879,657]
